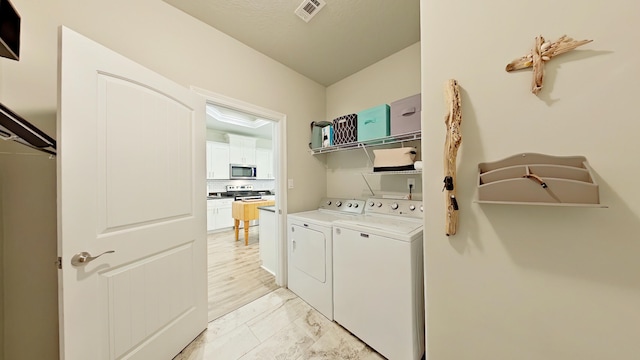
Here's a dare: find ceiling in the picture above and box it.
[206,103,274,139]
[163,0,421,87]
[169,0,420,139]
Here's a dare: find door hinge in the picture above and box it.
[56,257,62,269]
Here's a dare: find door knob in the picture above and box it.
[71,250,115,266]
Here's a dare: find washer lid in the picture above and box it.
[334,215,423,236]
[288,210,363,226]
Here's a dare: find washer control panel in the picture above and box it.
[365,198,423,219]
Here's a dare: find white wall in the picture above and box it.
[0,147,57,360]
[0,146,4,360]
[0,54,3,360]
[1,0,327,358]
[0,54,4,360]
[325,42,421,199]
[421,1,640,359]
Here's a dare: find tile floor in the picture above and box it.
[174,288,386,360]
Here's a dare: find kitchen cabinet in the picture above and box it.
[227,134,257,165]
[207,198,234,231]
[206,141,230,179]
[255,148,274,179]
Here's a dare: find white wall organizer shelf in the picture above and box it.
[310,130,421,155]
[476,153,607,207]
[311,130,422,175]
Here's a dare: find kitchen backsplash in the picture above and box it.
[207,179,276,194]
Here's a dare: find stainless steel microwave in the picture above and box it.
[229,164,257,180]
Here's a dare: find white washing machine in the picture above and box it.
[333,198,424,360]
[287,198,365,320]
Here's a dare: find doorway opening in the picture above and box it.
[192,87,288,322]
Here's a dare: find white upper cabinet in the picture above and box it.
[206,141,230,179]
[227,134,257,165]
[255,148,274,179]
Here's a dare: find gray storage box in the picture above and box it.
[390,94,421,136]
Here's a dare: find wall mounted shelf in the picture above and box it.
[365,170,422,175]
[310,130,421,155]
[476,153,607,208]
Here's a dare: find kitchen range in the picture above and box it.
[214,184,274,200]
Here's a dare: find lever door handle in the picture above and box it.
[71,250,115,266]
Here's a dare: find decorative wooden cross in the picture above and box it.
[443,79,462,236]
[505,35,592,95]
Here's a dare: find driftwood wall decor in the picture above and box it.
[506,35,592,95]
[443,79,462,236]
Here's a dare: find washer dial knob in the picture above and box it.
[376,202,383,207]
[347,203,353,207]
[354,203,359,208]
[369,201,375,207]
[391,203,399,210]
[326,200,332,206]
[336,201,342,207]
[409,205,416,211]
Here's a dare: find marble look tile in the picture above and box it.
[175,289,384,360]
[246,296,313,342]
[356,346,387,360]
[237,321,315,360]
[173,331,207,360]
[207,288,297,339]
[202,324,260,360]
[293,307,334,341]
[298,325,384,360]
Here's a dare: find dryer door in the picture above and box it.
[289,223,326,282]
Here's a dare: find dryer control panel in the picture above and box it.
[318,198,365,215]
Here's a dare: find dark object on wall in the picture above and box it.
[332,113,357,145]
[0,102,57,155]
[0,0,20,60]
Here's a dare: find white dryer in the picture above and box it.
[333,198,424,360]
[287,198,364,320]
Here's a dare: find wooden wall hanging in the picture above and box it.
[505,35,592,95]
[443,79,462,236]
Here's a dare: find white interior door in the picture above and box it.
[57,27,207,360]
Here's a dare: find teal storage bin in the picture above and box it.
[357,104,390,142]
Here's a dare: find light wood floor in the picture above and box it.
[208,226,279,320]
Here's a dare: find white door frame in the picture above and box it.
[191,87,288,287]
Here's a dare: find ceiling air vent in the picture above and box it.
[295,0,326,23]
